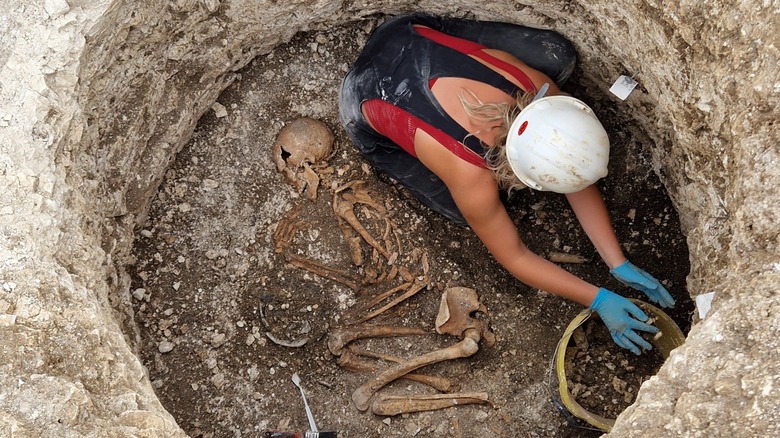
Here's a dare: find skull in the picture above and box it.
[272,117,334,200]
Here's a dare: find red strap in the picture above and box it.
[414,26,537,93]
[362,99,486,168]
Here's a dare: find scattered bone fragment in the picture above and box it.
[272,204,306,253]
[369,265,398,288]
[327,325,429,356]
[301,163,320,200]
[398,267,414,283]
[272,117,334,200]
[371,392,490,416]
[548,251,590,264]
[450,417,463,438]
[343,227,364,266]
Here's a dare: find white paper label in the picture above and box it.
[609,75,638,100]
[695,291,716,319]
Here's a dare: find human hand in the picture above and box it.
[610,260,676,308]
[589,288,659,355]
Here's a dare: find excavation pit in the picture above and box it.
[3,2,778,437]
[128,18,692,437]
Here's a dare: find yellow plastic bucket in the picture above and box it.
[553,299,685,431]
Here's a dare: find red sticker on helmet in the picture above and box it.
[517,121,528,136]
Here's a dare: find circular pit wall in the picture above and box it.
[1,1,778,437]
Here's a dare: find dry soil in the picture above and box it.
[129,16,692,438]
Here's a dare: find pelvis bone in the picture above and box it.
[436,287,496,346]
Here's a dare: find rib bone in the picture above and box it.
[352,280,428,325]
[285,253,360,290]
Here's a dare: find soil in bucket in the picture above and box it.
[564,317,665,419]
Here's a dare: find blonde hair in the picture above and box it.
[458,89,534,192]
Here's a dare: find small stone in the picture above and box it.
[158,341,174,353]
[172,282,181,291]
[211,333,226,346]
[0,314,17,326]
[245,334,255,346]
[211,373,225,388]
[203,178,219,189]
[43,0,70,18]
[382,418,392,426]
[132,288,146,300]
[211,102,228,118]
[205,250,219,260]
[140,229,153,238]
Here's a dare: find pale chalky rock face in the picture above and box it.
[0,0,777,436]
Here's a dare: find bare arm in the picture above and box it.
[410,47,604,306]
[484,51,627,269]
[565,185,627,269]
[453,169,600,306]
[415,130,600,306]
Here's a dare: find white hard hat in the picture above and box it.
[505,95,610,193]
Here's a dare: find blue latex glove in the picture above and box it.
[590,288,659,355]
[610,260,676,308]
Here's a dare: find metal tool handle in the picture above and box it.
[291,373,318,433]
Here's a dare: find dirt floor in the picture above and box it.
[128,16,693,438]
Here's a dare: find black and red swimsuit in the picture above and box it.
[339,14,576,225]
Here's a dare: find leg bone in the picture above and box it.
[351,328,482,411]
[337,349,454,392]
[327,325,428,356]
[371,392,490,416]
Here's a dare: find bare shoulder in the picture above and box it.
[482,48,561,94]
[413,128,494,189]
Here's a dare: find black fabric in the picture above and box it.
[339,13,577,225]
